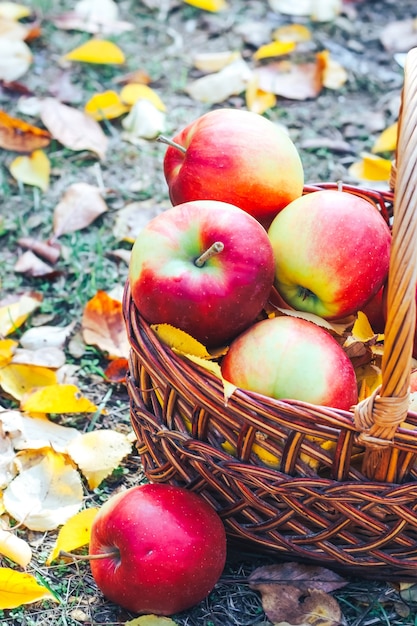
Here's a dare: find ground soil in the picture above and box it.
[2,0,417,624]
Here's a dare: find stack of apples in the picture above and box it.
[129,107,392,413]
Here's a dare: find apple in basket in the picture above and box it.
[268,189,392,320]
[221,315,358,411]
[89,483,227,615]
[128,199,275,347]
[159,108,304,229]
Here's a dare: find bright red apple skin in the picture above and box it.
[128,200,275,347]
[221,316,358,410]
[89,483,227,616]
[162,108,304,229]
[268,190,392,320]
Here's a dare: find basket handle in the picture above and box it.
[353,47,417,482]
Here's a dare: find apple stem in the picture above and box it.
[157,135,187,154]
[194,241,224,267]
[58,549,120,561]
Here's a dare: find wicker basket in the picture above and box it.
[124,48,417,580]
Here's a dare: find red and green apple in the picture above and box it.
[221,315,358,410]
[268,189,392,320]
[160,108,304,229]
[128,199,275,347]
[89,483,227,615]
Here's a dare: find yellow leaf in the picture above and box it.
[120,83,166,111]
[67,430,133,489]
[0,338,17,366]
[352,311,376,342]
[3,449,84,531]
[0,528,32,567]
[0,567,56,609]
[85,90,129,120]
[182,0,228,11]
[272,23,311,43]
[253,40,296,61]
[21,384,97,414]
[151,323,213,359]
[192,50,241,73]
[64,39,125,64]
[0,293,42,336]
[355,363,382,401]
[126,616,179,626]
[348,152,392,182]
[245,74,276,114]
[9,149,50,191]
[46,507,99,565]
[0,363,57,401]
[182,353,236,403]
[0,2,31,20]
[372,121,398,153]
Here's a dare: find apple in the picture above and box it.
[268,189,392,320]
[221,315,358,410]
[89,483,227,615]
[159,108,304,229]
[128,199,275,347]
[360,284,386,334]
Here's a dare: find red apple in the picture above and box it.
[128,199,275,347]
[160,108,304,229]
[268,190,392,320]
[221,315,358,410]
[89,483,227,615]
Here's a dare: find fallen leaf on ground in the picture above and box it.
[17,237,60,264]
[0,527,32,567]
[253,40,296,61]
[192,50,241,73]
[104,357,128,383]
[81,290,130,359]
[120,83,166,110]
[245,74,276,114]
[0,3,31,20]
[372,121,398,153]
[9,149,50,191]
[12,346,66,369]
[182,0,228,11]
[40,97,108,160]
[0,38,31,81]
[53,182,108,237]
[348,152,392,182]
[186,57,252,103]
[53,0,133,35]
[249,563,346,625]
[14,250,56,278]
[0,292,42,336]
[19,322,75,350]
[2,411,79,453]
[254,58,323,100]
[64,38,125,64]
[379,18,417,52]
[3,448,84,531]
[46,506,100,564]
[0,568,56,609]
[0,362,57,401]
[84,89,129,120]
[122,99,166,141]
[0,16,28,41]
[21,384,97,414]
[67,429,133,488]
[272,23,311,43]
[318,49,348,89]
[0,339,17,365]
[126,617,179,626]
[113,200,164,242]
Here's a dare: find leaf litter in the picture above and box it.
[0,0,416,623]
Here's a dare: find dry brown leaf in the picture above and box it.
[53,182,108,237]
[254,58,323,100]
[81,290,130,359]
[40,97,108,160]
[17,237,61,264]
[0,109,51,152]
[249,563,345,625]
[380,18,417,53]
[14,250,56,278]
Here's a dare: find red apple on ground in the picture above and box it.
[89,483,227,615]
[221,315,358,410]
[160,108,304,229]
[129,199,275,347]
[268,189,392,320]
